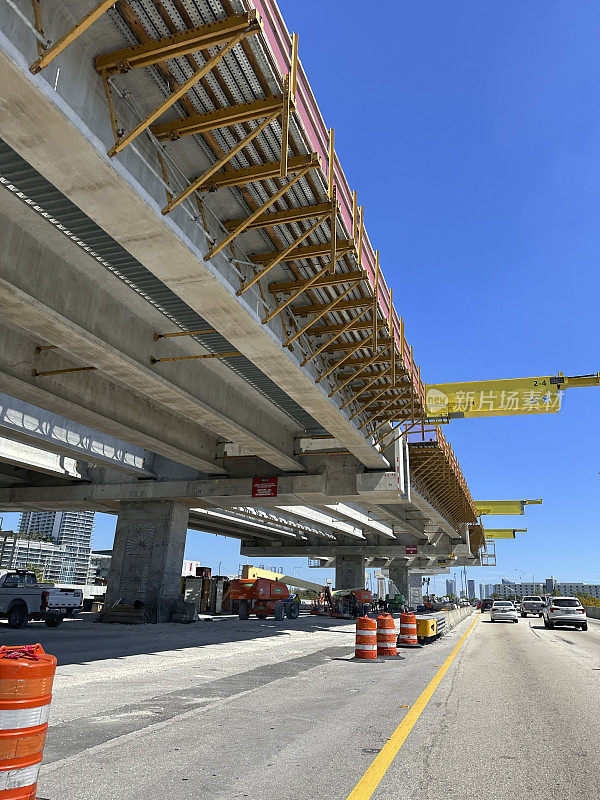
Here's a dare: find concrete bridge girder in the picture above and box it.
[0,436,82,483]
[0,328,222,476]
[0,392,155,479]
[0,9,388,471]
[0,192,302,472]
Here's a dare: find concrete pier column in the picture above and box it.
[389,565,409,599]
[335,555,365,590]
[104,500,189,621]
[389,566,423,609]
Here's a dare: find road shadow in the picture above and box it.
[0,611,356,667]
[530,624,585,631]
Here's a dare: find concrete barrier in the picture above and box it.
[584,607,600,620]
[443,606,474,631]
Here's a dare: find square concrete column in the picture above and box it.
[335,555,365,590]
[389,566,423,609]
[104,500,189,621]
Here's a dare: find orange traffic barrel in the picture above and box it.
[354,616,377,660]
[397,612,421,648]
[0,644,57,799]
[376,613,397,656]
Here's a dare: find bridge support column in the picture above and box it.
[104,500,189,621]
[335,555,365,590]
[389,566,423,609]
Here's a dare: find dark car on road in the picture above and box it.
[481,598,494,612]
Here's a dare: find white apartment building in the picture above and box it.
[492,581,600,599]
[3,510,96,585]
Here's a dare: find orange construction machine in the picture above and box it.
[230,577,300,621]
[311,587,374,619]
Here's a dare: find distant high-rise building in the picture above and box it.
[17,511,94,584]
[545,576,556,594]
[467,579,475,598]
[445,578,457,597]
[479,583,485,600]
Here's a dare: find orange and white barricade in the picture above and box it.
[397,612,421,648]
[354,616,377,660]
[376,613,397,656]
[0,644,57,800]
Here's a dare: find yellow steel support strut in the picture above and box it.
[205,166,313,260]
[339,369,392,411]
[154,328,216,341]
[299,308,372,367]
[316,333,373,384]
[237,207,329,297]
[151,95,284,142]
[328,346,391,399]
[106,30,251,157]
[30,0,115,74]
[262,265,331,325]
[269,269,364,293]
[150,351,241,364]
[283,281,362,348]
[32,366,97,377]
[224,202,332,233]
[94,12,260,76]
[162,109,280,214]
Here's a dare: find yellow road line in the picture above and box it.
[345,613,480,800]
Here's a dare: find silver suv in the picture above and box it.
[543,597,587,631]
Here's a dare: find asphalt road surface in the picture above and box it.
[2,610,599,799]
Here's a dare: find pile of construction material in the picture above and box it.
[183,575,232,616]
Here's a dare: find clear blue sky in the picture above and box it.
[2,1,598,589]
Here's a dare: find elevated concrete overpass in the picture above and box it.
[0,0,484,616]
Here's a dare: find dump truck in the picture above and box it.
[230,577,300,621]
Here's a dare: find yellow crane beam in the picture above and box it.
[426,373,599,419]
[484,529,527,539]
[476,499,542,516]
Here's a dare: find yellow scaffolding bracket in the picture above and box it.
[476,499,542,516]
[426,376,560,418]
[426,372,599,419]
[484,529,527,539]
[30,0,115,74]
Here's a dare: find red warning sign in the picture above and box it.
[405,545,418,555]
[252,476,278,498]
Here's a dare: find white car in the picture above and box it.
[490,600,518,623]
[543,597,587,631]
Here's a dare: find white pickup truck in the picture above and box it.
[0,570,83,628]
